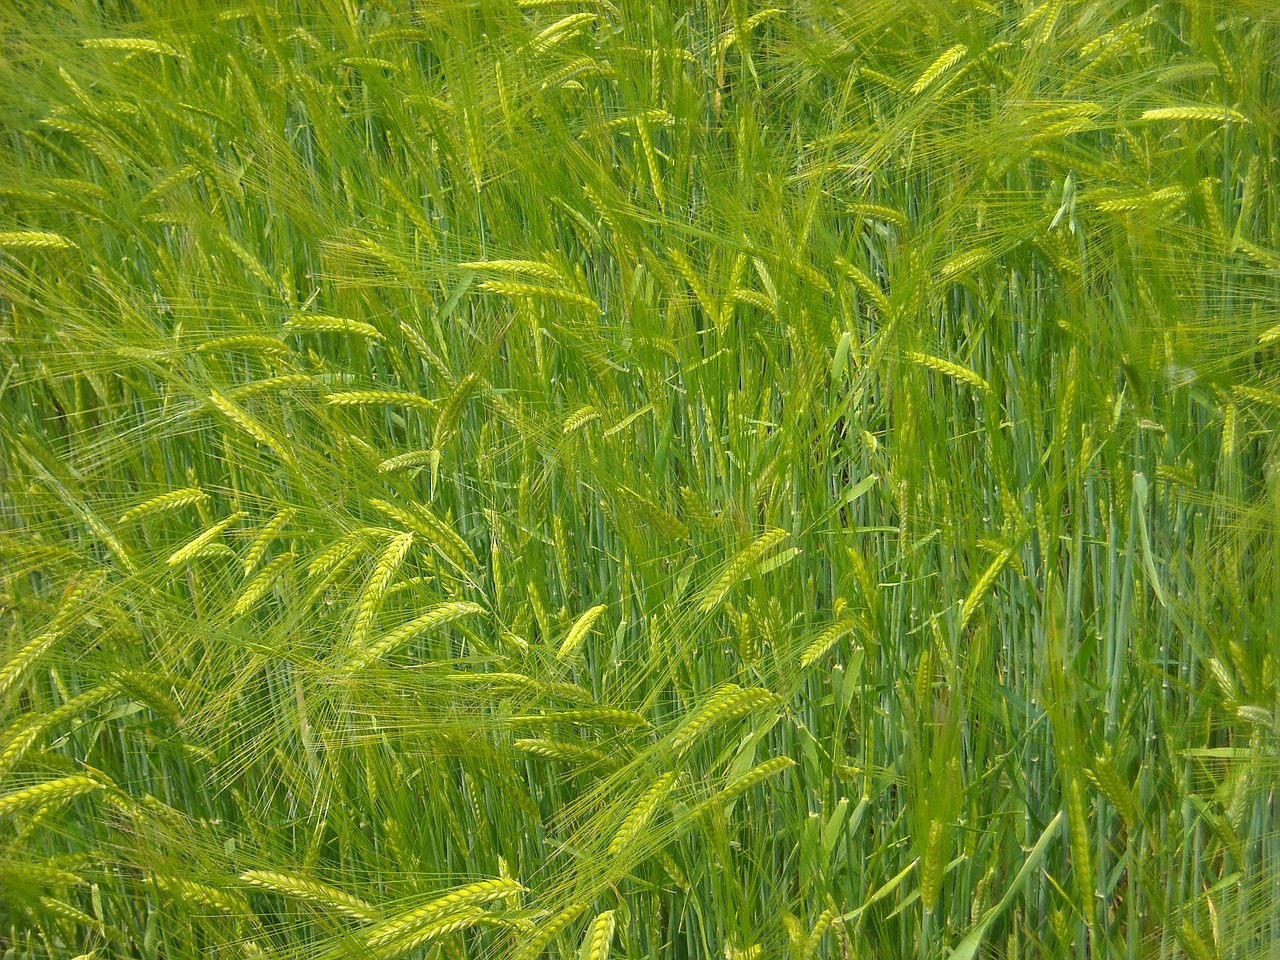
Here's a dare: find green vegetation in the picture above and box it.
[1,1,1278,957]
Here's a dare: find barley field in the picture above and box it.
[1,1,1278,958]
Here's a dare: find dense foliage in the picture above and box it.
[2,1,1278,958]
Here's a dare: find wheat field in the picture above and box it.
[1,1,1278,958]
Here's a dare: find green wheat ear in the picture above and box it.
[2,1,1278,958]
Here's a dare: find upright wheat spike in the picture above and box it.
[583,910,616,960]
[351,532,414,645]
[510,902,588,960]
[959,547,1013,629]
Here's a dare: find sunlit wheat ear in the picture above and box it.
[510,902,588,960]
[344,601,485,672]
[350,532,414,647]
[0,230,77,248]
[608,772,678,858]
[0,776,101,819]
[555,603,607,664]
[698,529,790,613]
[240,870,378,923]
[118,487,208,525]
[581,910,616,960]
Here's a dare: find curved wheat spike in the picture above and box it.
[698,529,789,613]
[513,738,610,765]
[906,352,991,394]
[833,257,891,316]
[910,43,967,95]
[240,870,378,922]
[152,875,247,916]
[479,279,598,312]
[1140,106,1247,124]
[369,498,477,569]
[670,686,775,756]
[167,512,245,567]
[511,708,648,728]
[344,601,485,672]
[378,449,438,473]
[118,487,207,525]
[555,603,607,664]
[325,390,436,411]
[459,259,565,283]
[232,552,294,617]
[510,901,587,960]
[363,878,522,949]
[0,776,100,818]
[607,772,677,857]
[0,230,77,249]
[350,532,414,645]
[285,315,385,340]
[242,506,296,577]
[208,391,298,470]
